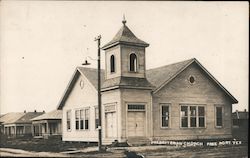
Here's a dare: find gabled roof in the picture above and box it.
[102,23,149,50]
[146,58,193,90]
[0,112,44,124]
[31,110,62,121]
[0,112,25,125]
[57,67,105,110]
[147,58,238,104]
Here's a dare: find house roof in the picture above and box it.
[0,113,25,125]
[57,58,238,109]
[0,112,44,125]
[77,67,105,90]
[101,76,154,91]
[102,22,149,50]
[31,110,62,121]
[146,58,193,90]
[232,111,249,119]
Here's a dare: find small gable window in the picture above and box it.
[129,53,137,72]
[110,55,115,73]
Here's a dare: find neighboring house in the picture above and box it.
[57,19,238,144]
[232,110,248,140]
[0,111,44,138]
[31,110,62,138]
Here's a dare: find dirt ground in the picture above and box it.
[0,137,248,158]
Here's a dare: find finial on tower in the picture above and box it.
[122,14,126,25]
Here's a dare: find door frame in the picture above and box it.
[125,102,147,138]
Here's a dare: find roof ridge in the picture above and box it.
[147,58,195,71]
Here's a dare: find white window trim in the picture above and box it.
[215,105,223,128]
[128,52,138,73]
[160,103,171,129]
[94,106,99,130]
[74,108,90,131]
[179,104,206,129]
[110,54,116,74]
[66,110,72,132]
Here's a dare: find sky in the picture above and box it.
[0,1,248,114]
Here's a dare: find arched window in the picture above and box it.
[130,53,137,72]
[110,55,115,73]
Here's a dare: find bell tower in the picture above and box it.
[101,17,152,91]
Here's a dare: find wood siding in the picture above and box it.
[152,63,233,140]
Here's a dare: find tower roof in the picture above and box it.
[102,21,149,50]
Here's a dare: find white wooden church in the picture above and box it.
[57,18,238,144]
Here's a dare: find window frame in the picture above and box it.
[129,53,138,72]
[215,105,223,128]
[180,104,206,129]
[110,55,115,73]
[160,103,171,129]
[66,110,71,131]
[75,108,90,131]
[95,107,99,130]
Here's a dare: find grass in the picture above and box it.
[0,135,97,152]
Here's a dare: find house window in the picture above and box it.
[80,110,84,130]
[180,105,205,128]
[75,108,89,130]
[110,55,115,73]
[75,110,80,130]
[161,105,170,128]
[66,110,71,130]
[129,53,137,72]
[85,109,89,130]
[216,106,223,127]
[181,106,188,127]
[95,108,99,129]
[198,107,205,127]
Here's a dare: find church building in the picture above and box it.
[57,19,238,144]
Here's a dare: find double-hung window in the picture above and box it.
[180,105,205,128]
[66,110,71,130]
[95,108,99,129]
[161,104,170,128]
[75,108,89,130]
[215,106,223,127]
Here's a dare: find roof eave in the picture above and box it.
[102,41,149,50]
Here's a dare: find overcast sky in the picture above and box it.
[0,1,248,114]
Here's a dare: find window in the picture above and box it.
[66,111,71,130]
[128,104,145,110]
[80,110,84,130]
[198,107,205,127]
[180,105,205,128]
[75,110,80,130]
[110,55,115,73]
[85,109,89,130]
[181,106,188,127]
[95,108,99,129]
[216,107,223,127]
[161,105,170,128]
[129,53,137,72]
[190,106,197,127]
[189,76,195,84]
[75,108,89,130]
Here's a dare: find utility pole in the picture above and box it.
[94,35,102,151]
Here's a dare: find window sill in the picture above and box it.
[180,127,206,129]
[160,127,170,129]
[215,126,223,129]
